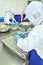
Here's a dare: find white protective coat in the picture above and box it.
[17,1,43,59]
[17,23,43,59]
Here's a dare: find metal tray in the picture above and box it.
[2,35,28,60]
[0,25,10,32]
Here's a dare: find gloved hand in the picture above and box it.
[10,22,18,25]
[14,31,31,40]
[19,31,31,37]
[14,20,19,25]
[15,35,20,41]
[10,19,19,25]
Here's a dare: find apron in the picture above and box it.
[29,49,43,65]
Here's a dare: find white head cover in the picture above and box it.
[25,1,43,26]
[5,8,15,24]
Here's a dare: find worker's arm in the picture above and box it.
[17,26,39,52]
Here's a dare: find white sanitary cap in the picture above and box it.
[25,1,43,26]
[4,8,16,24]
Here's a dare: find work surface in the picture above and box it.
[0,31,25,65]
[0,22,32,65]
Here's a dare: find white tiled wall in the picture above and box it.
[0,0,41,17]
[0,0,28,16]
[11,0,28,14]
[0,0,10,16]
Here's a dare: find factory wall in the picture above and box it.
[0,0,10,17]
[0,0,41,22]
[0,0,28,17]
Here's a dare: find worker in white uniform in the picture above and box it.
[5,9,16,24]
[17,1,43,65]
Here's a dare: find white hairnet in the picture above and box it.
[25,1,43,26]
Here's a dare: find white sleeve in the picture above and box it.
[17,26,39,52]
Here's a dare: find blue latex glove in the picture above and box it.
[10,19,19,25]
[14,31,31,40]
[15,35,20,40]
[19,31,31,36]
[14,20,19,24]
[10,22,19,25]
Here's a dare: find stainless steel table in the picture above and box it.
[0,31,25,65]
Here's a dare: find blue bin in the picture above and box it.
[29,49,43,65]
[22,14,29,22]
[14,14,21,23]
[0,17,4,22]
